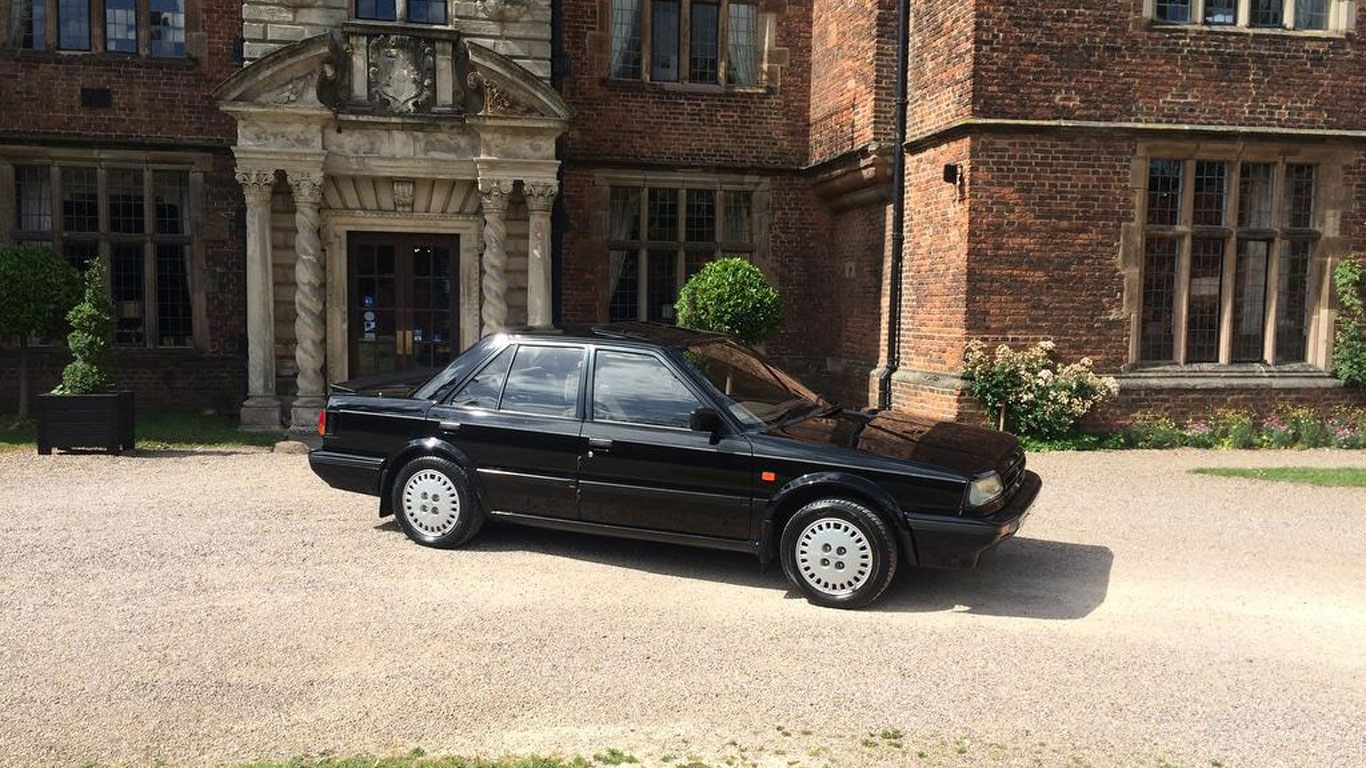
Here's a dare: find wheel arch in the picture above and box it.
[760,472,916,566]
[377,438,486,517]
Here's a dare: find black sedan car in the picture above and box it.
[310,322,1040,609]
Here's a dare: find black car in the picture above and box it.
[310,322,1041,609]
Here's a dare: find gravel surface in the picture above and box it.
[1,447,1364,768]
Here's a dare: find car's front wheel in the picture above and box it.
[391,456,483,549]
[780,498,898,609]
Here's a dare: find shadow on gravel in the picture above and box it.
[375,520,1112,619]
[880,537,1114,619]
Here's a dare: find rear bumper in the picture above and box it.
[309,449,385,496]
[902,470,1041,569]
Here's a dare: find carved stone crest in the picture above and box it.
[367,35,435,114]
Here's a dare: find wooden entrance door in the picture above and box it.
[348,232,460,377]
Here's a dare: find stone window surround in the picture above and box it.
[6,0,202,57]
[0,147,211,352]
[1122,141,1352,375]
[593,170,770,322]
[591,0,787,91]
[1142,0,1358,35]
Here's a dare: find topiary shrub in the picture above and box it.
[0,244,82,421]
[1332,255,1366,387]
[56,262,117,396]
[675,257,783,346]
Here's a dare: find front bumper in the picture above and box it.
[902,470,1041,569]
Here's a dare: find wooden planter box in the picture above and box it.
[36,391,135,455]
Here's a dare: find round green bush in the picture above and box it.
[675,258,783,345]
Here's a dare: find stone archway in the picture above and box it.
[214,29,569,429]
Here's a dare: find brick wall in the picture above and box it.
[0,348,246,414]
[0,0,239,146]
[971,2,1366,132]
[808,0,897,164]
[966,131,1135,369]
[1091,385,1366,429]
[561,0,812,168]
[1,0,248,415]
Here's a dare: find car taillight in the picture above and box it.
[317,410,327,437]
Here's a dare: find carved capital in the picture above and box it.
[478,178,515,213]
[287,169,325,207]
[236,169,276,206]
[523,181,558,213]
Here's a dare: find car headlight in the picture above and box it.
[967,471,1004,508]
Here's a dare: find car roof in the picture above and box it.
[502,321,728,349]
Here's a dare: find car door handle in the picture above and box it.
[587,437,613,450]
[439,420,462,433]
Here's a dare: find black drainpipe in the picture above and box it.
[877,0,912,411]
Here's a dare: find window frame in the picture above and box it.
[2,155,207,351]
[603,178,760,324]
[1145,0,1354,32]
[17,0,191,57]
[587,346,708,430]
[351,0,447,26]
[607,0,764,88]
[482,343,589,421]
[1133,152,1329,369]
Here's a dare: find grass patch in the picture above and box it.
[0,411,283,452]
[1190,466,1366,488]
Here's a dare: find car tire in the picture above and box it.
[780,498,898,609]
[390,456,483,549]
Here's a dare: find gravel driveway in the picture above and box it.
[1,447,1364,768]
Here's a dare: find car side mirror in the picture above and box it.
[689,406,723,438]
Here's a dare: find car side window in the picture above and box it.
[448,346,513,409]
[498,345,585,418]
[592,350,703,428]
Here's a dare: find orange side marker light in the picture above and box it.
[760,471,777,482]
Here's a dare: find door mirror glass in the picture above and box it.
[689,406,723,434]
[592,350,703,427]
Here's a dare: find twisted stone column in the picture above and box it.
[288,169,326,430]
[235,168,280,429]
[479,178,514,336]
[524,181,557,330]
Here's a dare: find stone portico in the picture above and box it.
[214,28,568,429]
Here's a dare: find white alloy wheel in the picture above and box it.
[401,469,462,537]
[795,517,874,597]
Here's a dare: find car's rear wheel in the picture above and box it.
[391,456,483,549]
[780,498,897,609]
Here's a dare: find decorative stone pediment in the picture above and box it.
[214,29,570,124]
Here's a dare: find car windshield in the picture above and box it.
[679,340,826,427]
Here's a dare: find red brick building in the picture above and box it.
[2,0,1364,425]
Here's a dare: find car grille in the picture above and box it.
[999,448,1026,495]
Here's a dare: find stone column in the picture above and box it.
[523,181,557,330]
[478,178,514,336]
[236,168,280,429]
[287,169,326,430]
